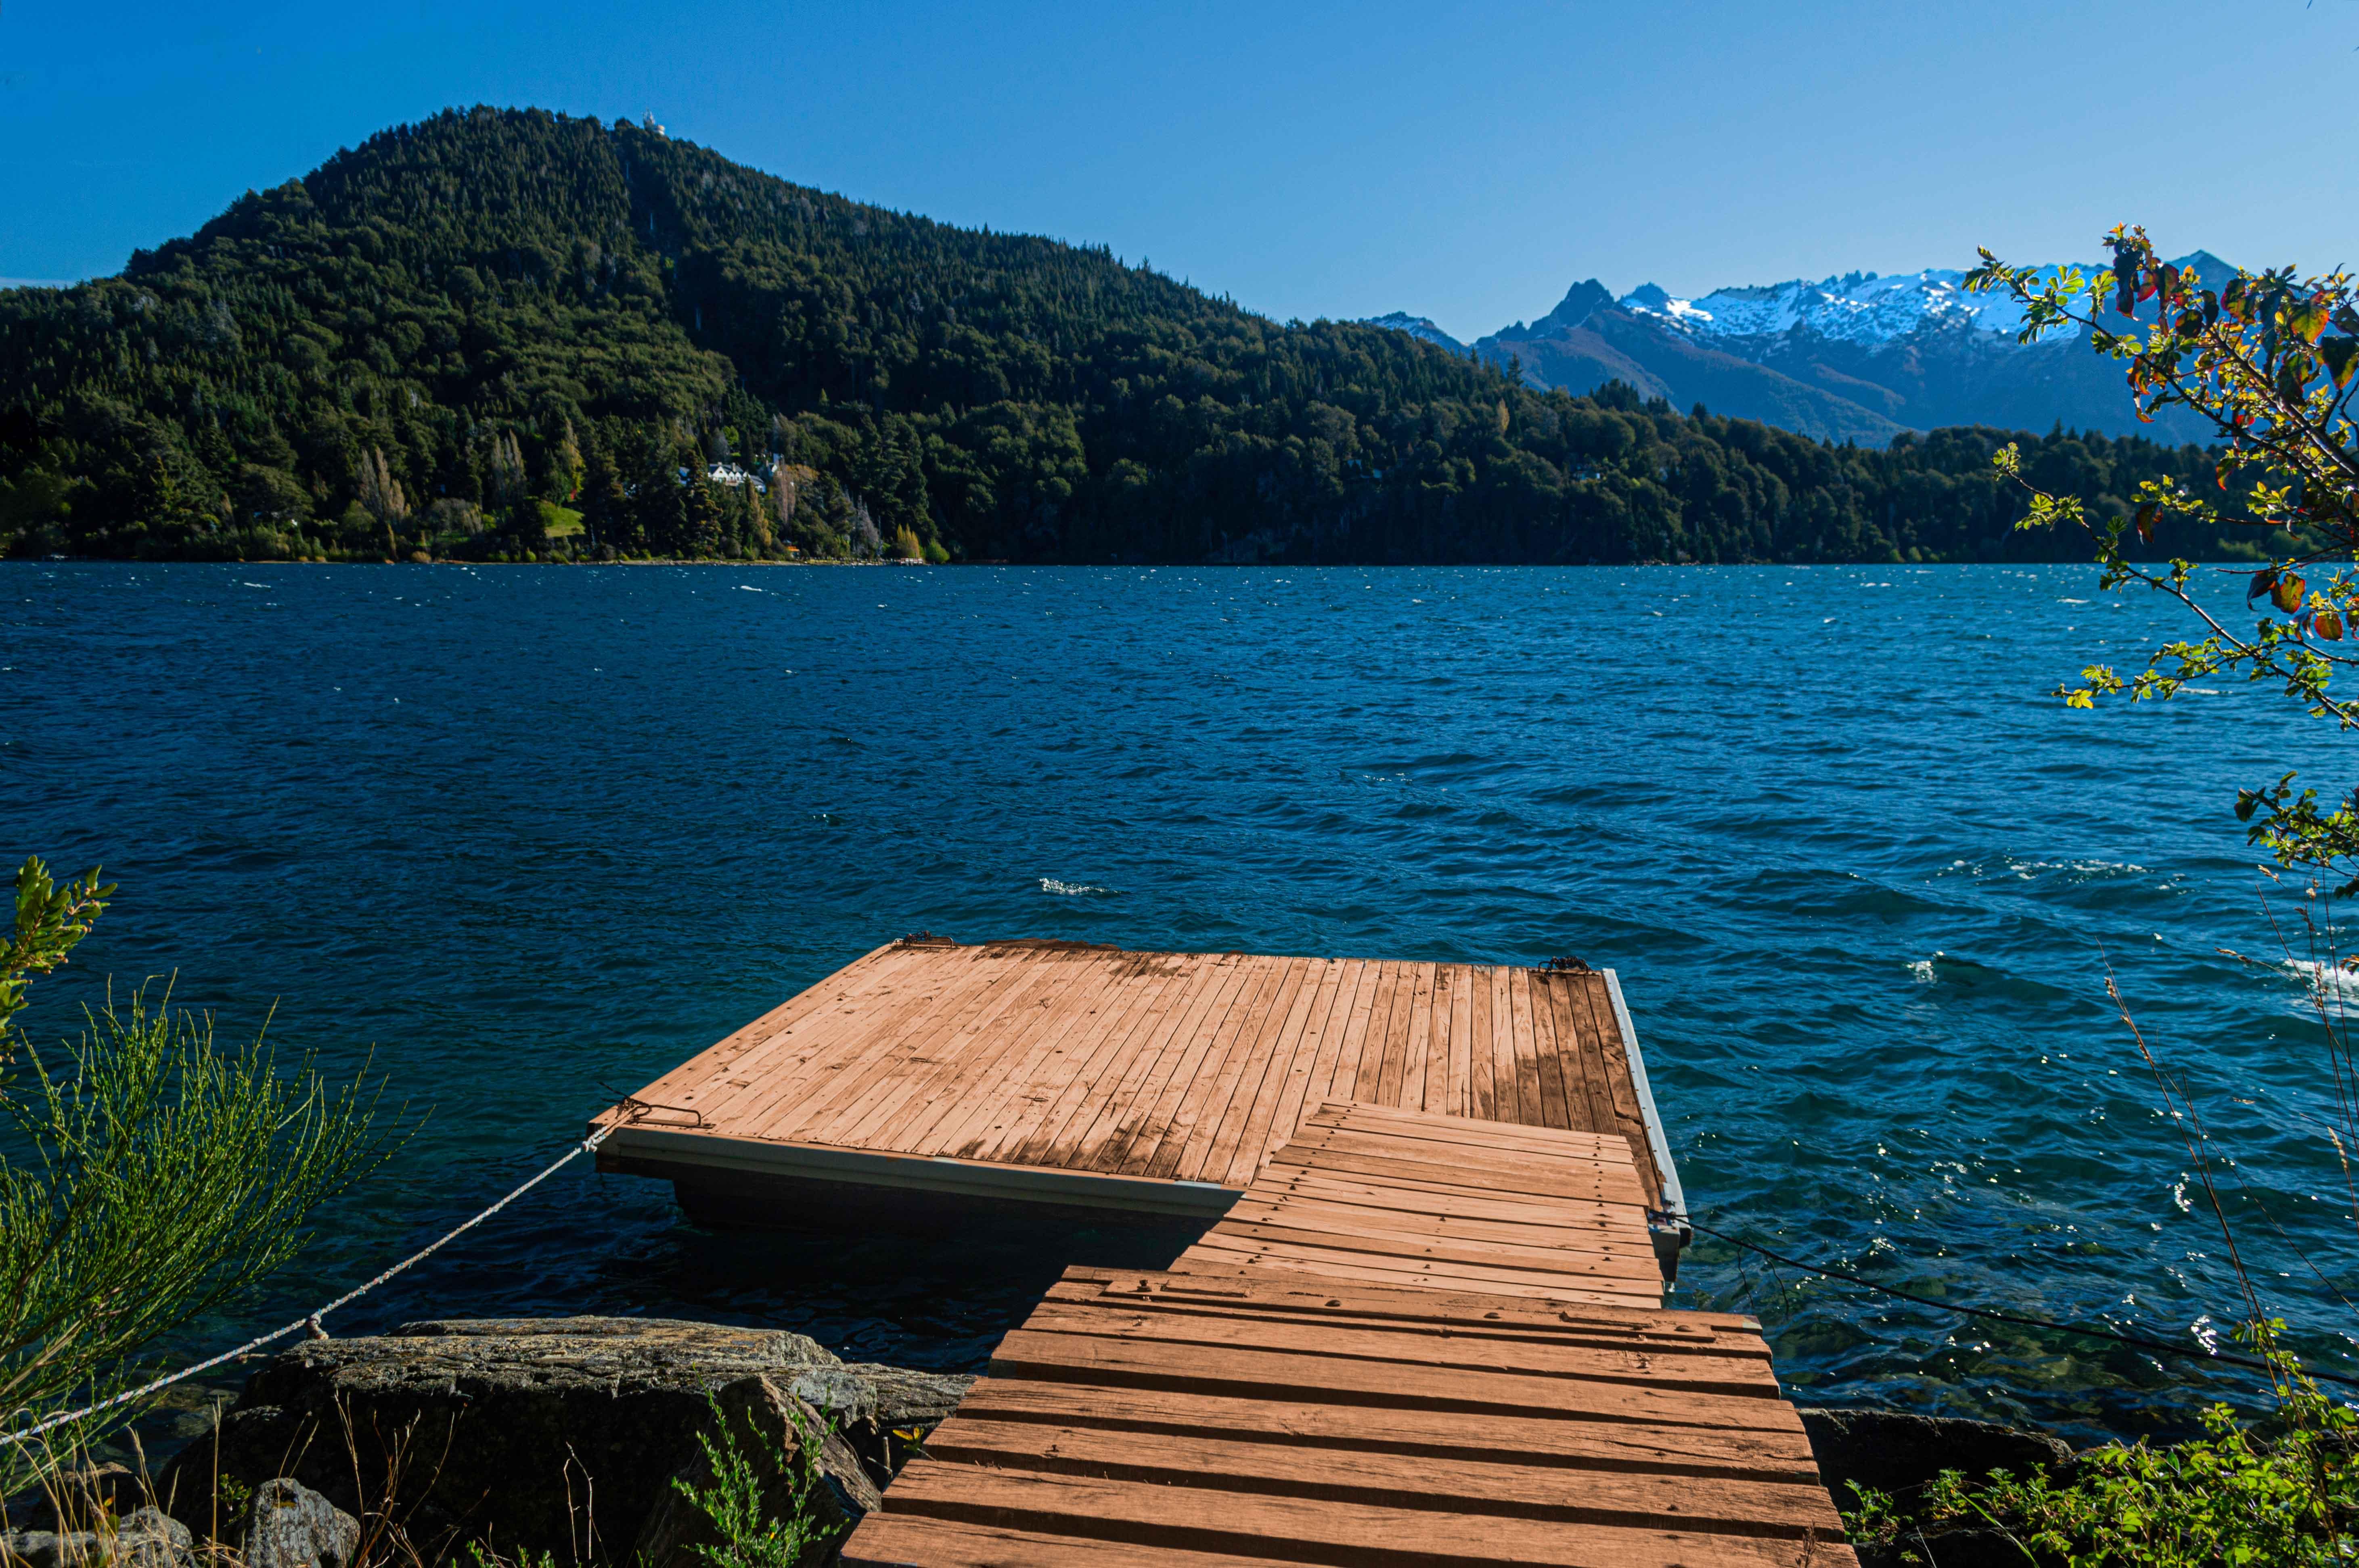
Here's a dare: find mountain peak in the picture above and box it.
[1532,278,1614,335]
[1361,312,1467,354]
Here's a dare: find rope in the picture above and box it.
[1,1109,639,1450]
[1690,1219,2359,1392]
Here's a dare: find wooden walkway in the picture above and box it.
[598,939,1687,1229]
[1170,1101,1664,1309]
[839,1106,1851,1566]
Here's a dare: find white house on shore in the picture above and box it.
[676,463,768,493]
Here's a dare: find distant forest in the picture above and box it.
[0,107,2256,566]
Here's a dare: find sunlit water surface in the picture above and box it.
[8,560,2357,1445]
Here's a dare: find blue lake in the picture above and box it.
[7,559,2355,1442]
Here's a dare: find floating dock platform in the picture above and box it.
[596,937,1689,1263]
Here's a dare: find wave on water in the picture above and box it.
[1941,855,2154,884]
[1038,877,1114,897]
[2283,958,2359,1017]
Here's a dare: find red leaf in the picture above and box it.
[2273,573,2308,613]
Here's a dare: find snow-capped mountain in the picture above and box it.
[1614,268,2039,345]
[1361,311,1466,353]
[1363,254,2236,444]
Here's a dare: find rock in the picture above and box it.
[239,1480,359,1568]
[0,1505,192,1568]
[631,1376,872,1568]
[153,1316,971,1563]
[1800,1405,2074,1503]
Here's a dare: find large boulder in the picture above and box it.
[1799,1405,2074,1503]
[239,1480,359,1568]
[1800,1406,2078,1568]
[153,1316,971,1565]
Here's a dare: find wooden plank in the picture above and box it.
[1260,1146,1643,1205]
[1304,1100,1641,1161]
[1065,1267,1763,1337]
[1279,1119,1643,1183]
[1173,1240,1664,1303]
[1044,1280,1737,1361]
[949,1376,1824,1480]
[1489,963,1522,1125]
[1468,961,1496,1121]
[923,1416,1848,1537]
[1007,1305,1764,1391]
[1242,1169,1651,1229]
[1220,960,1348,1190]
[1221,1196,1647,1259]
[1516,964,1561,1128]
[986,1330,1801,1430]
[842,1513,1310,1568]
[1266,1138,1649,1213]
[1445,964,1475,1119]
[1402,961,1438,1113]
[871,1463,1851,1567]
[1198,1219,1659,1284]
[1026,1287,1730,1363]
[1287,1128,1639,1189]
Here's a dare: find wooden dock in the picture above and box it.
[839,1102,1853,1567]
[597,938,1689,1252]
[604,939,1854,1563]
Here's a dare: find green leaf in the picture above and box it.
[2319,336,2359,390]
[2286,296,2331,344]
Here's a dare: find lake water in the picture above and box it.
[8,560,2356,1443]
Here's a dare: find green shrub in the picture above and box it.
[672,1392,839,1568]
[1844,1329,2357,1566]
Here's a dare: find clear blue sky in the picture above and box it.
[2,0,2350,338]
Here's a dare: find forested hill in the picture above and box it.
[0,106,2244,566]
